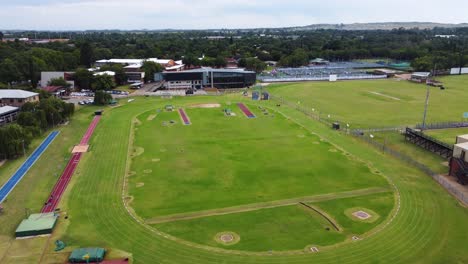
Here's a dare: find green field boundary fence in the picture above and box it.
[352,132,468,205]
[351,127,406,134]
[415,121,468,130]
[269,94,335,126]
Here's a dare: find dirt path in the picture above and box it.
[145,187,390,224]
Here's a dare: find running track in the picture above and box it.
[0,131,59,203]
[41,116,101,213]
[237,103,256,118]
[178,108,191,125]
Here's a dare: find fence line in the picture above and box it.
[352,132,468,205]
[269,95,335,126]
[415,121,468,130]
[351,127,405,134]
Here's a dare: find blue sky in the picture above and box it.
[0,0,467,30]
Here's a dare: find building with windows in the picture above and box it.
[0,106,20,126]
[161,68,256,90]
[40,72,75,88]
[95,58,184,83]
[0,90,39,107]
[410,72,431,83]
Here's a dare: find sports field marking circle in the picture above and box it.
[214,232,240,245]
[345,207,380,223]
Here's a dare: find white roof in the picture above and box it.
[96,58,143,64]
[0,106,19,115]
[455,142,468,150]
[0,89,38,99]
[165,64,185,70]
[149,58,172,64]
[96,58,178,65]
[93,71,115,76]
[123,64,142,69]
[412,72,431,77]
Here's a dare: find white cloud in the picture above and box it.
[0,0,467,30]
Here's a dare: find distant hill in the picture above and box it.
[293,22,468,31]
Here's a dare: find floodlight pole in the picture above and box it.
[421,64,436,130]
[421,85,430,130]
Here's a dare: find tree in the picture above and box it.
[74,68,93,90]
[94,90,112,105]
[238,58,267,73]
[92,74,115,91]
[141,61,164,83]
[0,58,21,85]
[100,64,126,85]
[278,49,309,67]
[48,77,71,88]
[12,53,46,88]
[79,42,94,68]
[35,89,51,99]
[94,48,113,60]
[0,31,3,41]
[0,124,32,159]
[17,112,40,128]
[214,56,227,68]
[412,56,433,71]
[183,54,198,68]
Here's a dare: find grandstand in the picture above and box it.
[405,128,453,159]
[258,61,388,82]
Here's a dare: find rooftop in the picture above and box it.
[96,58,180,66]
[0,89,38,99]
[0,106,19,115]
[412,72,431,77]
[15,213,58,233]
[93,71,116,76]
[165,64,185,71]
[172,67,255,74]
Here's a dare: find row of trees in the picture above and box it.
[0,97,74,159]
[1,28,467,87]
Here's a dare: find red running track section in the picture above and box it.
[80,115,101,144]
[41,116,101,213]
[178,108,191,125]
[237,103,256,118]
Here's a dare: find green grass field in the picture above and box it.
[130,106,388,218]
[425,127,468,145]
[369,131,448,173]
[126,104,392,250]
[0,77,467,263]
[154,192,394,252]
[267,75,468,128]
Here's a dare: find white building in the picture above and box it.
[95,58,184,71]
[0,90,40,107]
[40,72,75,88]
[0,106,20,126]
